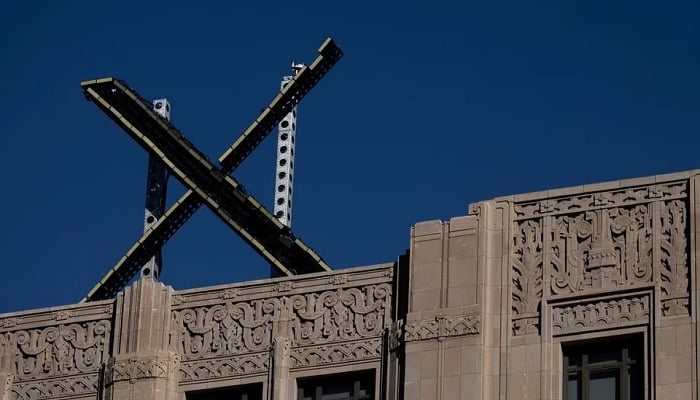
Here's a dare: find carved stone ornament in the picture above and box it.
[0,318,111,400]
[107,354,180,385]
[290,338,382,368]
[180,353,269,382]
[0,320,111,381]
[404,314,480,342]
[289,284,391,346]
[551,293,650,336]
[11,376,98,400]
[173,283,392,362]
[512,182,689,336]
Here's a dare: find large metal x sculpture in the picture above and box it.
[80,38,342,302]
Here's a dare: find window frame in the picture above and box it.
[562,335,644,400]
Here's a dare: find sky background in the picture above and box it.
[0,1,698,313]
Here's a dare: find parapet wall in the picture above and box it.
[0,264,394,400]
[404,169,700,400]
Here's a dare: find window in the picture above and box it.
[563,335,644,400]
[186,383,262,400]
[297,370,375,400]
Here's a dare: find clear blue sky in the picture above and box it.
[1,2,698,313]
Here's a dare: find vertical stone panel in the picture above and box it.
[106,277,181,400]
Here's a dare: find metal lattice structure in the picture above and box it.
[80,38,342,302]
[141,99,171,280]
[273,63,304,227]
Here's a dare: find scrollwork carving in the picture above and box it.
[289,284,391,346]
[174,298,281,360]
[13,320,110,381]
[173,282,392,364]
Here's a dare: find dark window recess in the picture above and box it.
[187,383,262,400]
[563,335,644,400]
[298,370,374,400]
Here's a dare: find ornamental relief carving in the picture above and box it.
[404,314,480,342]
[290,338,382,368]
[551,294,650,336]
[289,284,390,346]
[173,298,281,360]
[11,375,98,400]
[550,204,653,293]
[179,353,269,382]
[173,283,392,362]
[512,182,689,336]
[512,219,543,336]
[0,320,111,381]
[107,354,180,384]
[660,199,689,316]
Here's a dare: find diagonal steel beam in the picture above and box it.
[80,38,341,302]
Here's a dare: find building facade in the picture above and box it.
[0,170,698,399]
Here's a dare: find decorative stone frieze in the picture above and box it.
[11,376,98,400]
[171,265,393,381]
[180,353,269,382]
[551,293,650,336]
[404,314,480,342]
[512,181,690,335]
[290,338,382,368]
[10,320,111,380]
[0,301,113,400]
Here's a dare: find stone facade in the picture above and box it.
[2,170,699,399]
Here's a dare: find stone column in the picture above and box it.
[270,303,292,400]
[105,277,182,400]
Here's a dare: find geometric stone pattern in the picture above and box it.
[512,180,690,336]
[106,354,181,385]
[404,314,480,342]
[290,338,383,368]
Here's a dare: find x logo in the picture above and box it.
[80,38,342,302]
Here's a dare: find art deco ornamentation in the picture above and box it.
[5,320,112,381]
[512,220,543,336]
[173,283,392,362]
[660,199,689,316]
[289,284,391,346]
[551,294,650,336]
[0,318,111,400]
[549,205,653,293]
[290,338,382,368]
[404,314,479,342]
[107,354,180,384]
[180,353,269,382]
[11,376,98,400]
[512,181,690,336]
[174,298,282,360]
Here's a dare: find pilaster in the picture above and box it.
[105,277,182,400]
